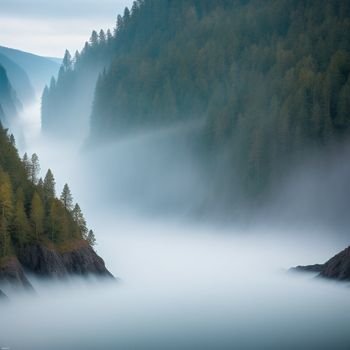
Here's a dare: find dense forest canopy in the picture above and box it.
[42,0,350,203]
[0,124,96,260]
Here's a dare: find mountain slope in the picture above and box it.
[0,52,34,104]
[0,46,60,93]
[42,0,350,205]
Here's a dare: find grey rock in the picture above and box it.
[61,244,113,277]
[18,243,67,278]
[292,246,350,281]
[18,242,113,279]
[291,264,324,273]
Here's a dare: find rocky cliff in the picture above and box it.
[18,242,113,278]
[0,242,113,297]
[292,246,350,281]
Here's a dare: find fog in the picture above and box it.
[1,222,350,349]
[2,100,350,349]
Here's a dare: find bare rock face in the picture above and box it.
[61,245,113,277]
[17,242,113,279]
[319,246,350,280]
[18,244,67,278]
[0,242,113,295]
[0,257,34,290]
[292,246,350,281]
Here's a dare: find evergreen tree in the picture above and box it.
[43,169,56,200]
[9,134,15,146]
[72,203,88,239]
[30,153,40,184]
[62,49,72,71]
[106,29,113,42]
[60,183,73,211]
[99,30,106,45]
[22,153,31,178]
[89,30,99,47]
[87,229,96,246]
[74,50,80,65]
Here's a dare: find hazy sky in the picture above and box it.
[0,0,133,57]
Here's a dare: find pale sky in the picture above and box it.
[0,0,133,58]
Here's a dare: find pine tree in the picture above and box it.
[74,50,80,65]
[30,153,40,184]
[99,29,106,45]
[22,153,31,178]
[30,192,44,239]
[62,49,72,71]
[9,134,15,146]
[124,7,131,22]
[89,30,99,47]
[87,229,96,246]
[43,169,56,200]
[60,183,73,211]
[72,203,88,239]
[115,15,124,35]
[106,29,113,42]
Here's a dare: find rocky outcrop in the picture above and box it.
[17,242,113,279]
[0,257,34,290]
[292,264,324,273]
[0,242,113,295]
[18,243,67,277]
[292,246,350,281]
[61,245,113,277]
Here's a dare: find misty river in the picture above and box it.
[1,100,350,350]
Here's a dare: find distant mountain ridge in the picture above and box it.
[0,52,34,104]
[0,46,60,94]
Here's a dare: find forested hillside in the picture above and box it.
[42,0,350,201]
[41,36,114,138]
[0,123,96,261]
